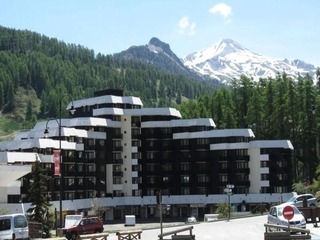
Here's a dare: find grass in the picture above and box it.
[0,115,22,141]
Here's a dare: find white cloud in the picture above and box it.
[178,16,196,35]
[209,3,232,18]
[179,16,190,29]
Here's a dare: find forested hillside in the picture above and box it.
[0,26,217,127]
[178,73,320,182]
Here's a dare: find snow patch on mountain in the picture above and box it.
[183,39,316,84]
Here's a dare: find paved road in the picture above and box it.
[105,215,320,240]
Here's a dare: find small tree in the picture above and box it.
[91,197,106,221]
[26,157,53,237]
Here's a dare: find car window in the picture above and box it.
[270,207,276,216]
[91,218,98,224]
[0,219,11,231]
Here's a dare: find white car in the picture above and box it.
[285,194,317,207]
[185,216,197,224]
[267,204,306,230]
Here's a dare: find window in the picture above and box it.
[237,161,248,169]
[113,177,122,184]
[132,140,141,147]
[220,162,228,169]
[0,219,10,230]
[88,139,95,147]
[197,187,207,194]
[260,161,268,168]
[181,163,190,171]
[181,188,190,195]
[219,174,228,183]
[146,152,155,160]
[113,165,122,172]
[78,165,83,172]
[180,139,189,146]
[132,177,141,184]
[132,152,140,159]
[181,175,189,183]
[147,189,155,196]
[67,178,75,186]
[197,175,209,183]
[220,150,227,157]
[198,162,208,172]
[261,174,269,180]
[162,140,170,147]
[237,174,248,181]
[87,165,95,172]
[14,215,27,228]
[146,164,156,171]
[78,179,83,186]
[236,149,248,156]
[162,128,172,134]
[163,152,171,159]
[114,140,122,147]
[196,138,208,145]
[147,176,155,184]
[163,164,173,171]
[132,189,141,196]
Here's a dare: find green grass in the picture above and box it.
[0,115,22,141]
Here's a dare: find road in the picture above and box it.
[105,215,320,240]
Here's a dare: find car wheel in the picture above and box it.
[310,204,315,207]
[71,232,78,240]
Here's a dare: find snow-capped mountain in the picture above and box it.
[183,39,317,84]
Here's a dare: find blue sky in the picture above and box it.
[1,0,320,66]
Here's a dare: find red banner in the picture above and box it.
[53,150,60,176]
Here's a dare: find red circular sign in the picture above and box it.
[283,205,294,221]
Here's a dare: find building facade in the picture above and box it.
[0,89,293,220]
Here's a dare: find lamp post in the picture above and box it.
[224,184,234,221]
[44,96,75,230]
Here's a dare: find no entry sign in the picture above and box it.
[283,205,294,221]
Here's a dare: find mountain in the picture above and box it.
[183,39,317,84]
[113,37,221,85]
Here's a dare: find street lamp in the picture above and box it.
[44,96,75,230]
[224,184,234,221]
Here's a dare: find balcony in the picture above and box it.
[112,146,123,152]
[113,171,123,177]
[113,133,123,139]
[237,168,250,174]
[113,159,123,164]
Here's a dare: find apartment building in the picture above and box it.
[0,89,293,220]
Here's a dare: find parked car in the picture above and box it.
[0,214,29,240]
[267,204,306,231]
[185,216,197,224]
[285,194,317,207]
[62,216,104,240]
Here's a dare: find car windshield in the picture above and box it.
[286,196,297,202]
[14,215,27,228]
[73,219,81,226]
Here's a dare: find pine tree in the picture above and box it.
[26,157,53,238]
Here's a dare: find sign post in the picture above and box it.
[283,205,294,233]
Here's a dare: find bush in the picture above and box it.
[215,202,233,219]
